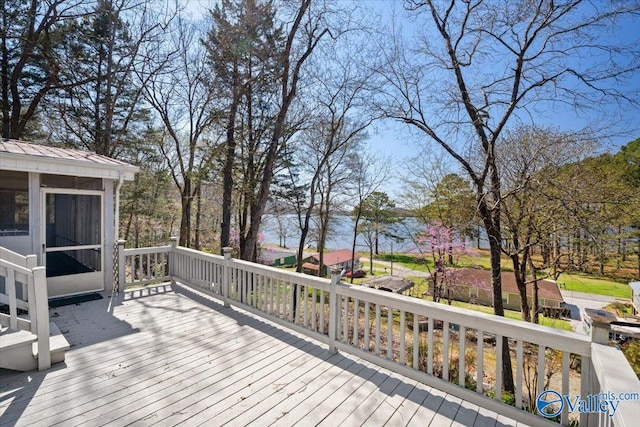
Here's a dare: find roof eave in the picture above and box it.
[0,152,139,180]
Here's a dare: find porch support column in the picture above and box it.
[104,179,115,295]
[223,247,233,307]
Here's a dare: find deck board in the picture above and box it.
[0,283,527,426]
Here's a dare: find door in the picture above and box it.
[42,189,104,297]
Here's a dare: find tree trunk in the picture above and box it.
[351,210,361,283]
[481,204,515,395]
[220,61,240,254]
[511,253,531,323]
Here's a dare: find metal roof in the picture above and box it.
[0,139,138,180]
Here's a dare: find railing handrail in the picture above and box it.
[337,281,592,356]
[230,256,330,290]
[0,246,30,267]
[591,342,640,427]
[0,257,35,277]
[0,246,50,370]
[122,245,172,256]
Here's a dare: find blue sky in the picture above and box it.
[361,0,640,199]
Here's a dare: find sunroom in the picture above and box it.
[0,139,138,298]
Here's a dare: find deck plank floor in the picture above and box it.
[1,284,526,426]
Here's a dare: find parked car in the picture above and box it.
[345,269,366,278]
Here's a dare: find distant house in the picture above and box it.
[630,281,640,315]
[260,248,297,267]
[302,249,359,277]
[430,268,565,313]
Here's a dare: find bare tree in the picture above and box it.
[142,18,217,247]
[378,0,640,394]
[498,126,593,322]
[350,153,391,281]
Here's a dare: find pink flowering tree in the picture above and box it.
[414,221,476,304]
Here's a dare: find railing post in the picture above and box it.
[223,247,233,308]
[117,240,126,292]
[328,268,341,354]
[24,255,36,302]
[169,237,178,285]
[32,266,51,371]
[590,320,610,345]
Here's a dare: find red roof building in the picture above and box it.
[302,249,359,277]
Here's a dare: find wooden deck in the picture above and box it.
[0,284,527,426]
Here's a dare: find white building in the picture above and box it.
[0,140,138,297]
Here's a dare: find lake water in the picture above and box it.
[261,214,487,253]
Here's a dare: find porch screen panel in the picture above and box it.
[45,193,102,278]
[46,194,101,248]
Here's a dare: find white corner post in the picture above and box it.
[24,254,36,304]
[589,321,610,345]
[117,240,126,292]
[169,237,178,285]
[223,247,233,307]
[328,268,342,354]
[32,266,51,371]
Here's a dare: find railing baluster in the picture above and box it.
[387,307,393,360]
[364,301,370,352]
[262,275,267,311]
[443,321,449,380]
[288,281,294,322]
[276,278,281,317]
[537,344,546,399]
[311,288,317,331]
[427,317,434,375]
[251,272,256,308]
[353,299,359,347]
[375,304,381,356]
[295,282,301,323]
[304,285,309,327]
[516,339,523,409]
[459,325,466,388]
[268,276,273,314]
[562,351,570,425]
[342,295,348,343]
[495,334,502,401]
[320,290,325,334]
[477,330,484,394]
[399,310,406,365]
[7,269,17,329]
[413,313,419,370]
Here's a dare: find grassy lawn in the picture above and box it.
[555,273,632,299]
[383,249,633,300]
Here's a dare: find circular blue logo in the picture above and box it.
[537,390,564,418]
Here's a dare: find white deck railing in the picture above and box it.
[0,246,50,370]
[118,240,640,427]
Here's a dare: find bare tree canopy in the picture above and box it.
[376,0,640,395]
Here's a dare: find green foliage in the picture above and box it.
[620,339,640,379]
[53,0,153,157]
[419,173,477,240]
